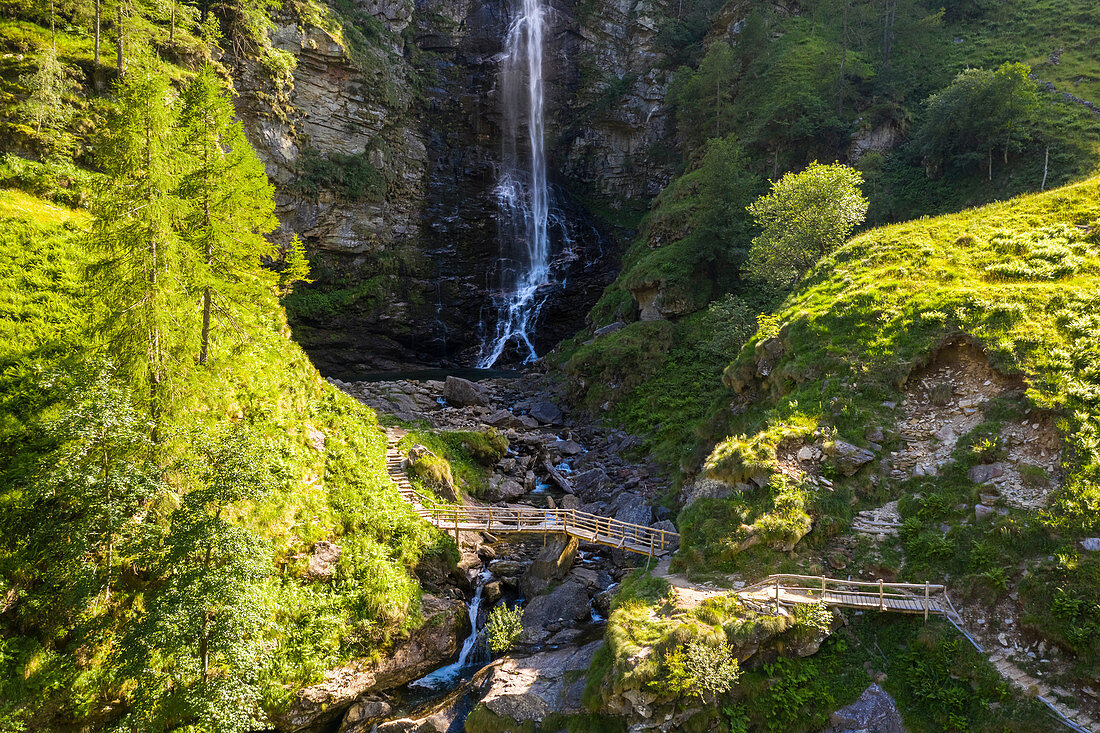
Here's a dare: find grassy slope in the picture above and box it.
[682,176,1100,678]
[0,183,453,724]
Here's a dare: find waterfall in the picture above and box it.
[478,0,550,368]
[408,572,492,691]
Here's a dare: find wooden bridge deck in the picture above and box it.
[738,574,959,621]
[386,433,679,557]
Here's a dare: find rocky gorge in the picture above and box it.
[228,0,677,371]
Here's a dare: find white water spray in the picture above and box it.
[478,0,550,368]
[408,571,493,691]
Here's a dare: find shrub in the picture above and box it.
[486,604,523,654]
[660,640,741,703]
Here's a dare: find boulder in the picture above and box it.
[520,534,579,598]
[443,376,490,407]
[487,475,526,502]
[407,445,458,502]
[529,401,563,425]
[681,477,736,507]
[822,683,906,733]
[594,321,627,337]
[968,463,1004,484]
[306,541,342,581]
[480,641,603,722]
[571,468,611,501]
[651,520,679,551]
[612,493,651,528]
[550,439,585,456]
[340,698,392,733]
[485,409,523,428]
[974,504,994,521]
[865,425,884,443]
[521,581,590,643]
[1081,538,1100,552]
[828,440,876,476]
[306,426,327,452]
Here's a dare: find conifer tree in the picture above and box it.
[178,64,277,365]
[19,46,79,134]
[117,428,273,732]
[278,234,312,295]
[23,363,161,625]
[88,59,188,439]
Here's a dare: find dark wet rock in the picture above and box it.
[543,459,573,493]
[828,440,876,476]
[530,401,563,425]
[968,462,1004,484]
[485,409,523,428]
[821,683,906,732]
[611,492,651,528]
[550,439,585,456]
[571,468,611,501]
[306,541,342,581]
[443,376,490,407]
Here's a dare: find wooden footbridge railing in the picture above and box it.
[738,574,961,622]
[413,504,679,557]
[386,430,678,557]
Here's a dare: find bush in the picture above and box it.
[486,604,523,654]
[659,640,741,703]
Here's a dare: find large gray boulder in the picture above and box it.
[520,534,579,598]
[306,541,342,581]
[571,468,611,501]
[821,683,906,732]
[529,401,563,425]
[480,641,603,722]
[442,376,490,407]
[521,580,590,643]
[828,440,876,476]
[968,462,1004,484]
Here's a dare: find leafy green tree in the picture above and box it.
[914,62,1040,179]
[485,603,523,653]
[746,161,867,286]
[657,639,741,703]
[88,59,190,437]
[118,427,274,732]
[18,47,80,134]
[21,363,161,627]
[178,64,277,365]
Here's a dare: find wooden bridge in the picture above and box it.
[737,574,960,622]
[386,433,679,557]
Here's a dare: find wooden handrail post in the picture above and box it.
[878,579,885,611]
[454,507,459,546]
[774,577,780,614]
[821,575,826,600]
[924,581,930,622]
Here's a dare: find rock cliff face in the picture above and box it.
[232,0,674,372]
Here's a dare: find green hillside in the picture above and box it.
[0,178,450,728]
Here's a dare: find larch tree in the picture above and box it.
[19,46,79,134]
[178,64,277,365]
[88,59,189,440]
[23,363,161,626]
[117,427,274,733]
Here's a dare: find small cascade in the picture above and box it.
[408,571,493,691]
[479,0,552,368]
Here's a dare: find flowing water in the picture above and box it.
[478,0,551,368]
[408,571,493,692]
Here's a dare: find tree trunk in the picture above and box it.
[116,0,124,76]
[988,147,993,181]
[94,0,100,66]
[1041,144,1049,191]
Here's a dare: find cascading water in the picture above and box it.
[408,571,493,691]
[478,0,551,368]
